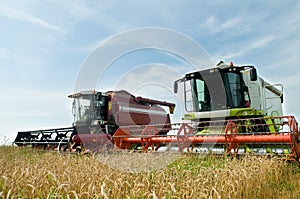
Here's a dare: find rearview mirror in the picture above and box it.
[174,81,178,93]
[250,68,257,81]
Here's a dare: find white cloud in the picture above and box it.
[0,6,69,34]
[212,35,278,60]
[205,15,242,33]
[50,1,127,33]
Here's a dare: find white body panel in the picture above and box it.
[242,70,283,116]
[192,109,230,119]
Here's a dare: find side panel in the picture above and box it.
[242,70,263,113]
[248,82,262,111]
[263,85,283,117]
[242,70,283,117]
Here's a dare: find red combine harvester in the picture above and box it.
[14,90,175,151]
[14,62,300,165]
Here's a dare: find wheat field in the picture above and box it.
[0,146,299,199]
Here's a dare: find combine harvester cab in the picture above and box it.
[173,61,283,125]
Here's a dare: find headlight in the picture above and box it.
[91,120,99,126]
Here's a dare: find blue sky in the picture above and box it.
[1,0,300,143]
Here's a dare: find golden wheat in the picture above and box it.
[0,146,299,198]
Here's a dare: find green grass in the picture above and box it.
[0,146,299,198]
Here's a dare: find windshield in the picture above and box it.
[73,95,94,122]
[188,70,245,112]
[223,72,245,108]
[72,93,108,123]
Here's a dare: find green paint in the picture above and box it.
[183,108,264,121]
[229,108,264,117]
